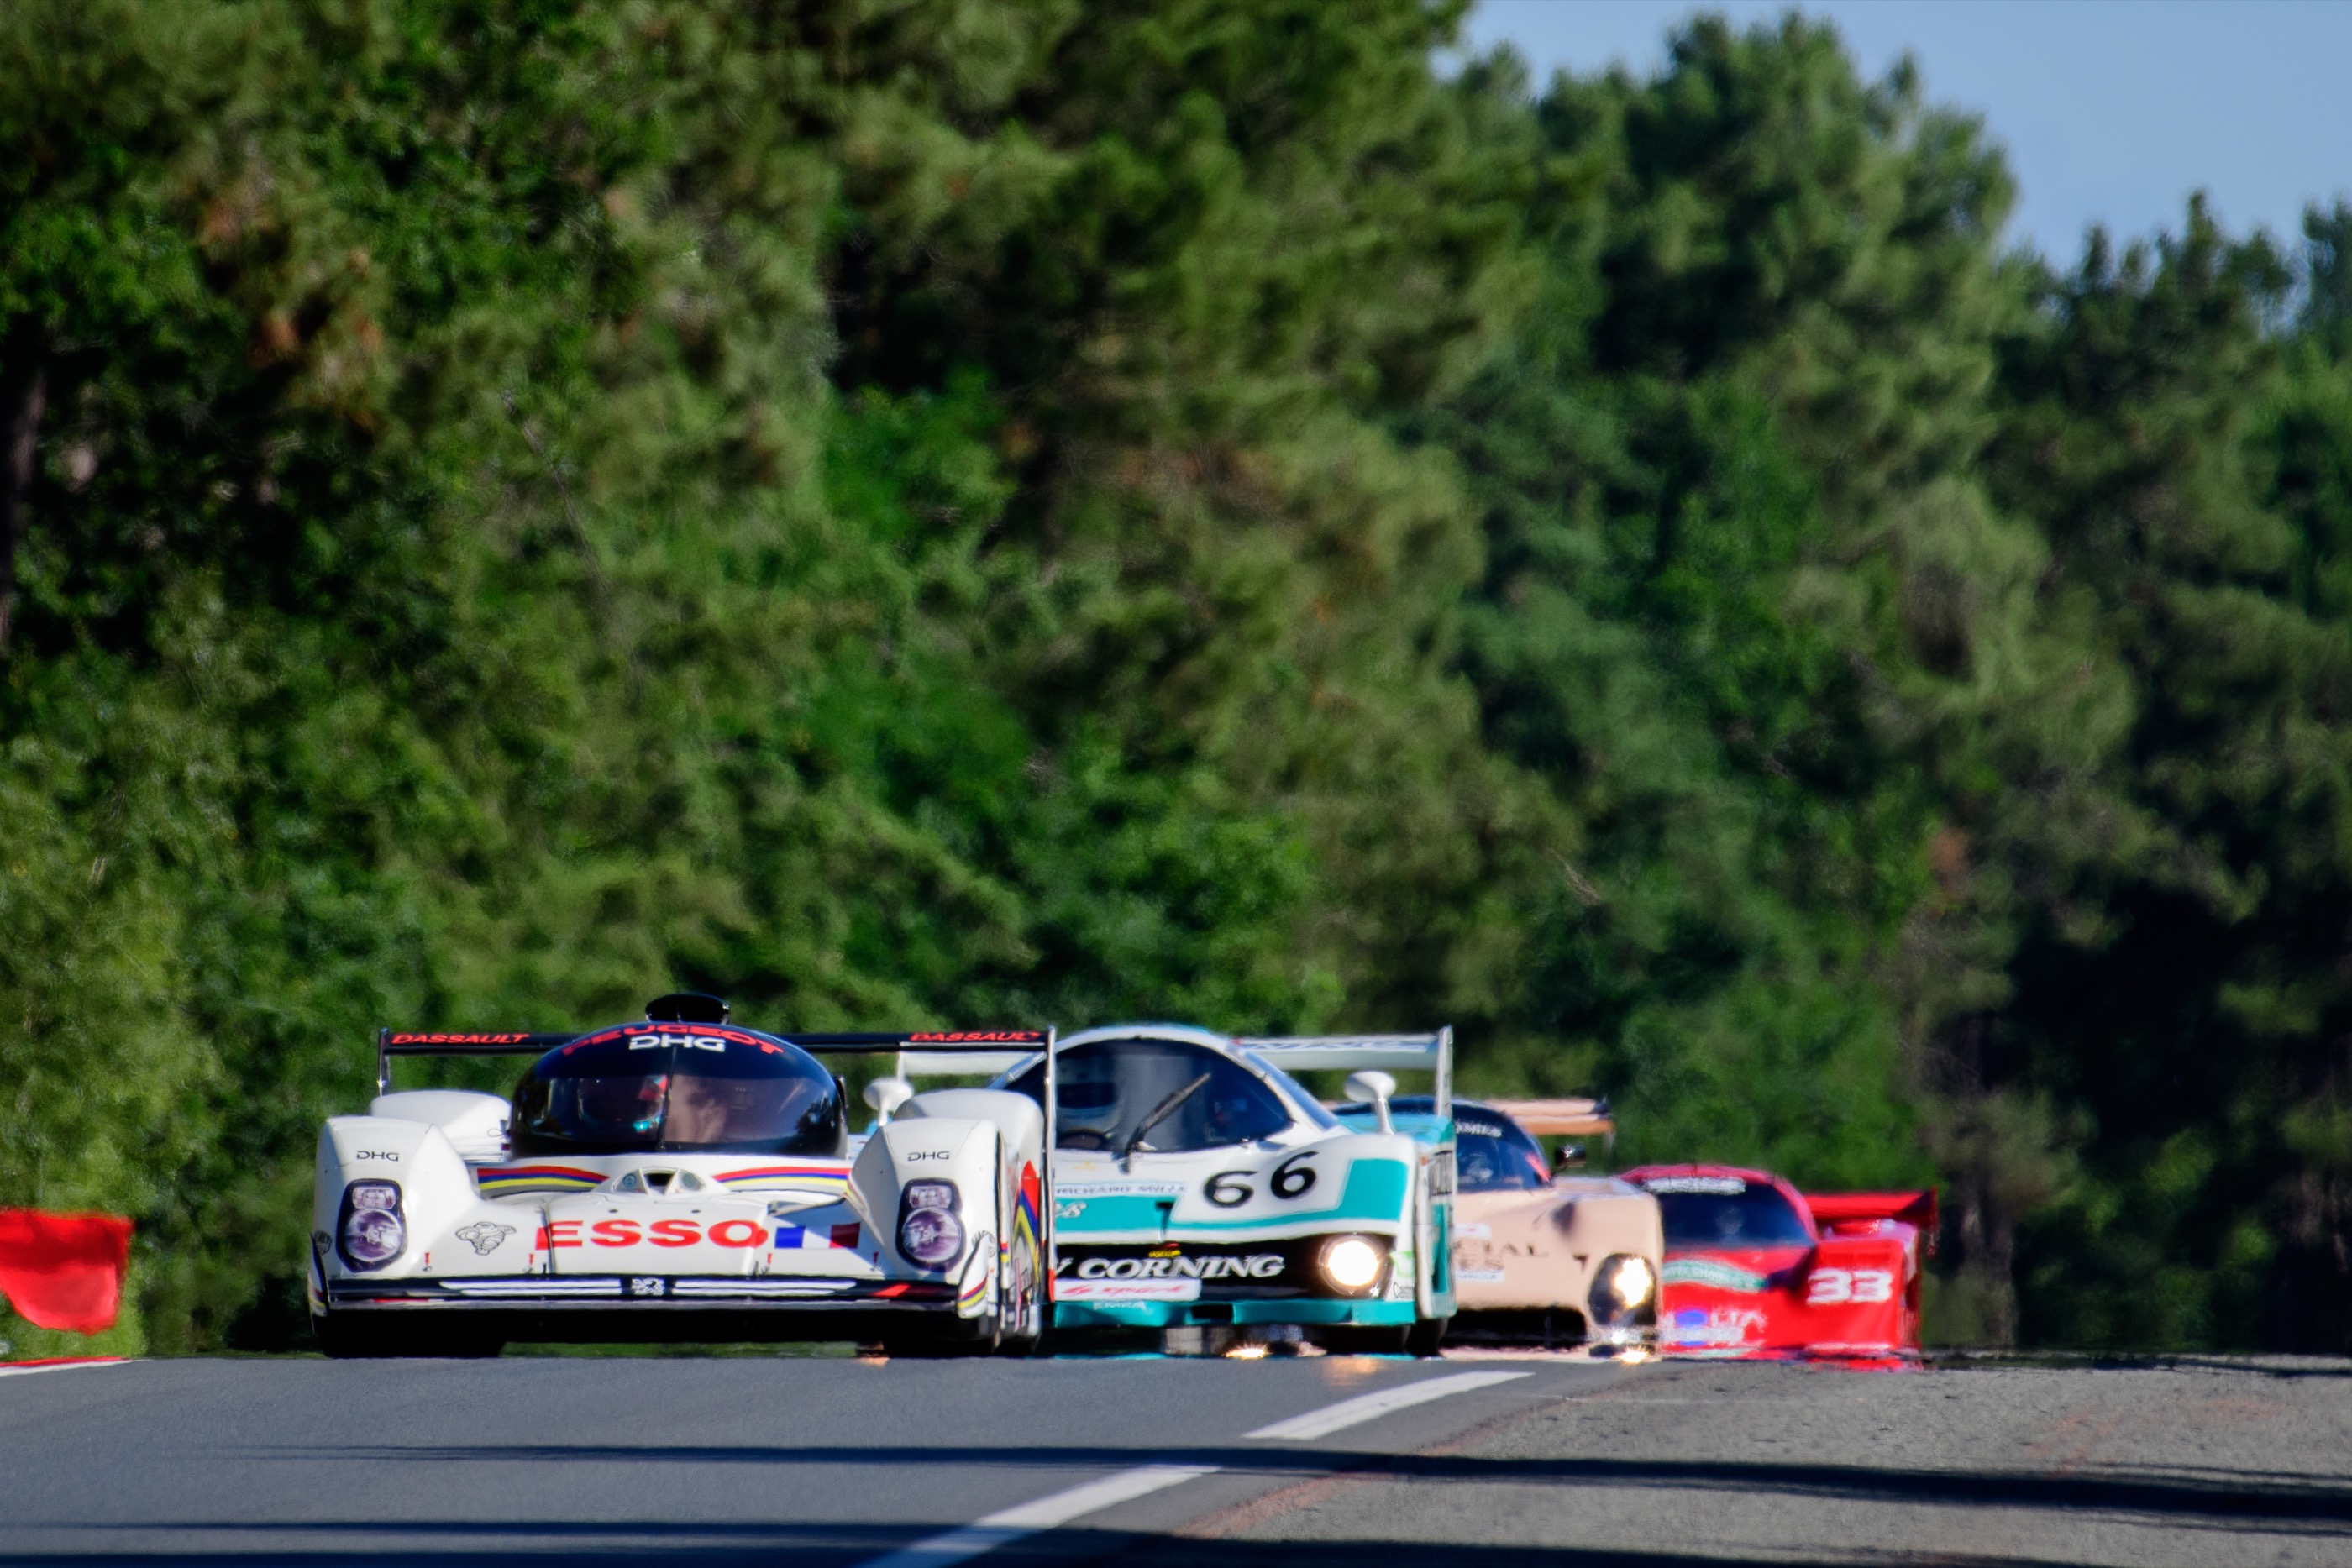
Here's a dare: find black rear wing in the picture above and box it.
[375,1026,1055,1097]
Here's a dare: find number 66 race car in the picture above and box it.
[950,1024,1460,1355]
[307,994,1058,1358]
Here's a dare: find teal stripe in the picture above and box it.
[1055,1159,1411,1238]
[1052,1298,1420,1329]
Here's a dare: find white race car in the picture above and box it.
[307,994,1056,1357]
[906,1024,1461,1355]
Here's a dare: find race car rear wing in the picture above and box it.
[375,1026,1054,1097]
[1806,1189,1939,1253]
[1486,1097,1614,1140]
[1233,1029,1452,1120]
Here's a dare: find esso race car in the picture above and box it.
[948,1025,1460,1355]
[1373,1097,1661,1353]
[307,993,1055,1358]
[1622,1164,1935,1362]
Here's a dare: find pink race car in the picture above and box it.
[1621,1164,1935,1363]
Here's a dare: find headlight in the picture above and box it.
[898,1179,965,1269]
[1317,1235,1386,1295]
[337,1180,406,1271]
[1604,1254,1655,1307]
[1588,1252,1657,1326]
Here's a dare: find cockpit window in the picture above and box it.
[1006,1038,1294,1152]
[510,1027,843,1156]
[1236,1049,1343,1131]
[1641,1178,1814,1247]
[1383,1097,1550,1192]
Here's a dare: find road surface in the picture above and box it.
[2,1349,2347,1565]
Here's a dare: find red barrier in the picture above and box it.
[0,1210,133,1334]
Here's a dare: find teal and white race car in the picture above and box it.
[925,1024,1457,1355]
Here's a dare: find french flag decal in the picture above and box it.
[771,1223,864,1250]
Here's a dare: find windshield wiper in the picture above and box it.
[1123,1073,1212,1167]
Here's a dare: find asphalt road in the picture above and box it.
[3,1350,2348,1566]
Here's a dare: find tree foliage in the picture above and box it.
[4,3,2351,1353]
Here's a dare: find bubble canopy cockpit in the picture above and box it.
[508,1022,845,1157]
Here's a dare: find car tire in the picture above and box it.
[1317,1325,1410,1356]
[1404,1315,1448,1358]
[880,1314,1001,1359]
[314,1314,404,1359]
[314,1314,503,1359]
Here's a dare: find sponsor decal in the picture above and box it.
[831,1222,861,1251]
[1054,1253,1284,1282]
[904,1150,954,1162]
[387,1032,535,1046]
[629,1031,727,1052]
[1667,1305,1767,1348]
[627,1277,667,1298]
[354,1150,399,1162]
[1457,1266,1506,1283]
[1640,1176,1747,1195]
[1056,1278,1201,1303]
[1662,1257,1769,1293]
[570,1023,777,1052]
[455,1222,515,1256]
[906,1030,1045,1043]
[1457,1121,1507,1139]
[534,1216,769,1250]
[1805,1267,1894,1305]
[1056,1181,1185,1198]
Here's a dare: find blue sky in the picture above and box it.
[1461,0,2352,264]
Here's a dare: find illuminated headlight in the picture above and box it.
[1317,1235,1386,1295]
[1588,1252,1657,1326]
[338,1181,405,1271]
[1604,1254,1656,1308]
[898,1179,965,1269]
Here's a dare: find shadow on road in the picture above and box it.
[13,1445,2343,1566]
[0,1529,2105,1568]
[219,1440,2352,1527]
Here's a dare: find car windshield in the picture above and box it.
[510,1027,843,1156]
[1007,1038,1294,1152]
[1645,1179,1814,1247]
[1383,1097,1549,1192]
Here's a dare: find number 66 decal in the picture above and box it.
[1807,1267,1893,1304]
[1204,1151,1318,1208]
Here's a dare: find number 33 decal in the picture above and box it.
[1806,1267,1894,1305]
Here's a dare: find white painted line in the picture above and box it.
[1244,1368,1530,1440]
[857,1464,1219,1568]
[0,1358,132,1380]
[852,1367,1530,1568]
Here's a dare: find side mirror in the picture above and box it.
[1555,1143,1587,1171]
[1343,1070,1395,1135]
[864,1077,915,1125]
